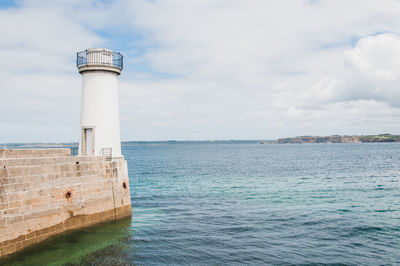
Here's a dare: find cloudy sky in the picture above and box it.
[2,0,400,143]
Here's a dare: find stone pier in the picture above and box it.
[0,148,132,257]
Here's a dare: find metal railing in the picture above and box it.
[100,147,112,161]
[70,147,78,156]
[76,49,123,70]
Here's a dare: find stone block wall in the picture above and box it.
[0,149,132,257]
[0,148,71,158]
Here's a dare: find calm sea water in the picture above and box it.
[2,143,400,265]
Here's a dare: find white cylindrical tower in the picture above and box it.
[77,48,123,158]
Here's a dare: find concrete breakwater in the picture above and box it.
[0,148,132,257]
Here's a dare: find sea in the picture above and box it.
[1,143,400,265]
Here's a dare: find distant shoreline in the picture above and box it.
[3,134,400,147]
[273,134,400,144]
[2,140,260,147]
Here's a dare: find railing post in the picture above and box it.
[76,50,123,70]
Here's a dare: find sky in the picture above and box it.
[2,0,400,142]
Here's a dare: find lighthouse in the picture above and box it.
[76,48,123,158]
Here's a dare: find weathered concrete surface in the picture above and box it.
[0,148,71,159]
[0,149,132,257]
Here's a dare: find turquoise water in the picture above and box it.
[2,143,400,264]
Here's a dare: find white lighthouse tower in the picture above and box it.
[77,48,123,158]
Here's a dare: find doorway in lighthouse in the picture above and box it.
[82,127,94,155]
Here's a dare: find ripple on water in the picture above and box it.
[2,143,400,264]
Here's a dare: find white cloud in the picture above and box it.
[0,2,102,142]
[2,0,400,142]
[340,33,400,106]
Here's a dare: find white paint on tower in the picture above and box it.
[77,48,123,157]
